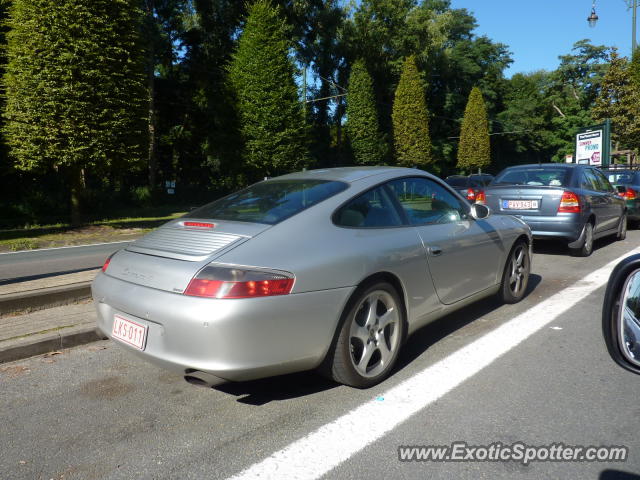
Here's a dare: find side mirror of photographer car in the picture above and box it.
[603,254,640,375]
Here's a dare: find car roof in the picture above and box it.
[274,166,425,184]
[504,163,579,169]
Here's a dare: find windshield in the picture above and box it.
[493,168,569,187]
[185,179,348,225]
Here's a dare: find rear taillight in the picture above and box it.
[558,191,581,213]
[184,266,294,299]
[475,190,486,204]
[466,188,476,201]
[624,188,637,200]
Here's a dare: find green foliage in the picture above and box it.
[7,238,39,251]
[630,48,640,87]
[3,0,148,175]
[593,51,640,150]
[392,56,432,168]
[344,1,511,171]
[457,87,490,172]
[228,0,308,179]
[346,59,387,165]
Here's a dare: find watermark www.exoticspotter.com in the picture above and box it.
[398,442,628,465]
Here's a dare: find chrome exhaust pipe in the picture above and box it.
[184,370,226,388]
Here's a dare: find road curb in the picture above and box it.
[0,282,92,316]
[0,324,107,364]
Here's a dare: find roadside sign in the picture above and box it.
[576,130,603,165]
[565,154,573,163]
[575,120,611,167]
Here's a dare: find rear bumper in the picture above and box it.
[91,272,354,382]
[625,200,640,221]
[511,213,583,242]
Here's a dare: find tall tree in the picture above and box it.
[593,51,640,151]
[630,48,640,87]
[3,0,148,224]
[457,87,490,172]
[544,40,612,162]
[346,59,387,165]
[392,55,432,169]
[0,0,9,166]
[143,0,189,190]
[495,71,554,167]
[228,0,308,179]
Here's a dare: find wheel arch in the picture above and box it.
[318,270,410,373]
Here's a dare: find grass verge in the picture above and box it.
[0,207,187,252]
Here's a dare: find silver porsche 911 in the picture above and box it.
[92,167,532,388]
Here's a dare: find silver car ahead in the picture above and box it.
[479,163,626,257]
[92,167,532,388]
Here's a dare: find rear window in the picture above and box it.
[493,168,569,187]
[445,177,468,188]
[185,180,348,225]
[469,174,494,186]
[604,171,634,184]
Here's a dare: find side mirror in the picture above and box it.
[470,203,491,220]
[616,185,627,195]
[602,254,640,375]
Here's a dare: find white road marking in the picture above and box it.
[228,246,640,480]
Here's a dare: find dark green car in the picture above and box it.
[602,168,640,226]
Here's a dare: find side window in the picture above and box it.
[593,170,615,193]
[387,177,466,225]
[581,170,598,191]
[334,186,403,228]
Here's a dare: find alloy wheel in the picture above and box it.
[508,244,529,297]
[348,290,400,378]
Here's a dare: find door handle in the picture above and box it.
[428,246,443,256]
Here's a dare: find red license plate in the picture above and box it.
[112,314,148,350]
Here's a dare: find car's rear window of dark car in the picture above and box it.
[469,175,494,186]
[493,168,569,187]
[604,170,635,185]
[185,180,348,225]
[445,177,468,187]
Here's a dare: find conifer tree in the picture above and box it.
[3,0,148,224]
[457,87,491,172]
[392,56,432,169]
[345,59,387,165]
[228,0,308,179]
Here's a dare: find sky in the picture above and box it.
[449,0,637,76]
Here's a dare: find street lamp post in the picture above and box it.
[588,1,599,27]
[588,0,637,54]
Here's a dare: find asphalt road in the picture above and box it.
[0,242,130,283]
[2,233,640,479]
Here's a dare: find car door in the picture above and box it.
[386,176,503,305]
[592,168,624,230]
[581,168,609,233]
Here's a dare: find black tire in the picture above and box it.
[617,213,628,241]
[323,282,405,388]
[499,241,530,304]
[570,222,594,257]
